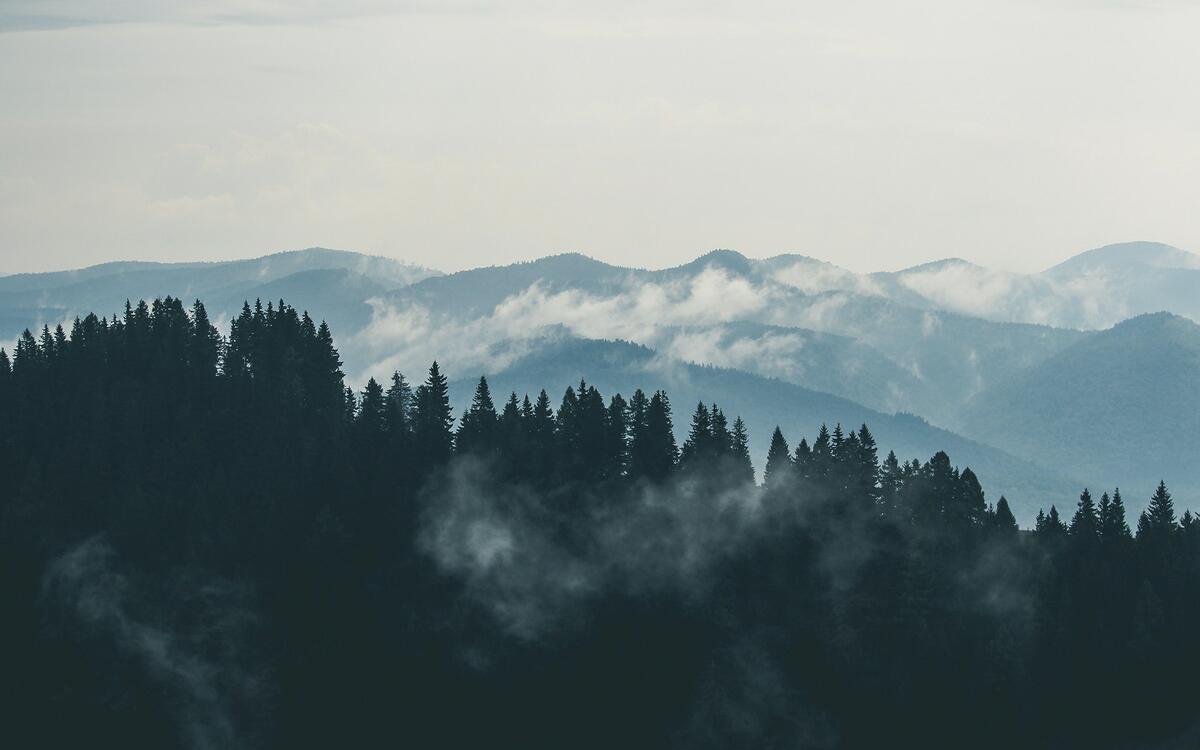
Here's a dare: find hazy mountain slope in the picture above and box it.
[0,247,439,341]
[961,312,1200,511]
[394,253,636,318]
[448,336,1083,524]
[372,249,1083,426]
[763,241,1200,329]
[642,320,927,416]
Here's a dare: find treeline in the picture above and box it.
[1,296,1199,749]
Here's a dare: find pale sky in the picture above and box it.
[1,0,1198,275]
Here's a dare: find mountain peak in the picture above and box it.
[897,257,980,274]
[674,248,753,275]
[1046,241,1199,275]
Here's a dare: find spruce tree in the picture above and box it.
[680,402,713,466]
[414,361,454,467]
[1101,489,1132,542]
[993,496,1018,534]
[455,376,498,456]
[730,417,754,486]
[711,405,731,457]
[384,372,414,437]
[605,394,630,480]
[630,390,676,481]
[763,427,792,489]
[1143,481,1176,536]
[1070,488,1100,542]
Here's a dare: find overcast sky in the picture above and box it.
[1,0,1197,275]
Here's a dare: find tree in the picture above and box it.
[455,376,499,456]
[680,402,713,467]
[414,361,454,468]
[729,417,754,486]
[357,378,387,437]
[384,372,414,437]
[1139,481,1176,539]
[630,390,676,481]
[993,496,1018,534]
[1099,489,1132,543]
[528,389,557,484]
[763,427,792,489]
[1070,488,1099,542]
[605,394,630,480]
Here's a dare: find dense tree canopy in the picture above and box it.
[1,296,1198,749]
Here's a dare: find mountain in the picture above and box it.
[8,242,1196,518]
[775,241,1200,330]
[0,247,440,343]
[371,249,1083,426]
[961,312,1200,508]
[449,336,1082,524]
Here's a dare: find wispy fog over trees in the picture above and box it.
[2,297,1199,748]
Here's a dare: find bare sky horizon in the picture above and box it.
[2,1,1198,276]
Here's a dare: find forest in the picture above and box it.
[1,296,1199,749]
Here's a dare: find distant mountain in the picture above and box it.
[961,312,1200,510]
[765,241,1200,330]
[8,242,1196,518]
[0,247,440,342]
[372,249,1083,426]
[449,336,1082,524]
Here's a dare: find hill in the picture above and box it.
[449,336,1083,524]
[961,312,1200,510]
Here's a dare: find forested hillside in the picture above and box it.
[2,297,1199,749]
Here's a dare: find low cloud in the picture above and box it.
[41,537,267,750]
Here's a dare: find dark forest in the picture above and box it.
[2,297,1198,749]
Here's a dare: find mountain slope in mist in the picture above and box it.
[449,336,1082,524]
[961,312,1200,507]
[0,247,439,336]
[371,250,1083,426]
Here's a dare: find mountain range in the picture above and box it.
[4,240,1198,523]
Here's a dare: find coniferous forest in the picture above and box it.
[3,297,1200,749]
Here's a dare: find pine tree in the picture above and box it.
[855,424,880,504]
[1070,488,1100,542]
[879,450,902,511]
[1100,488,1132,543]
[455,376,498,456]
[793,438,812,482]
[414,361,454,467]
[810,424,832,482]
[1144,481,1176,535]
[955,468,987,527]
[357,378,387,436]
[730,417,754,486]
[188,300,221,378]
[528,389,557,484]
[993,496,1018,534]
[630,390,676,481]
[574,381,610,481]
[680,402,713,466]
[605,394,630,480]
[763,427,792,489]
[711,406,731,457]
[384,372,414,437]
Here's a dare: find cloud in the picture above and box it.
[348,268,780,382]
[419,455,762,640]
[41,537,267,750]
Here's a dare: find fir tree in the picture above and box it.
[414,361,454,467]
[456,376,499,456]
[1070,488,1099,542]
[763,427,792,489]
[730,417,754,486]
[993,496,1018,534]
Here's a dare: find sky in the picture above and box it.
[1,0,1198,276]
